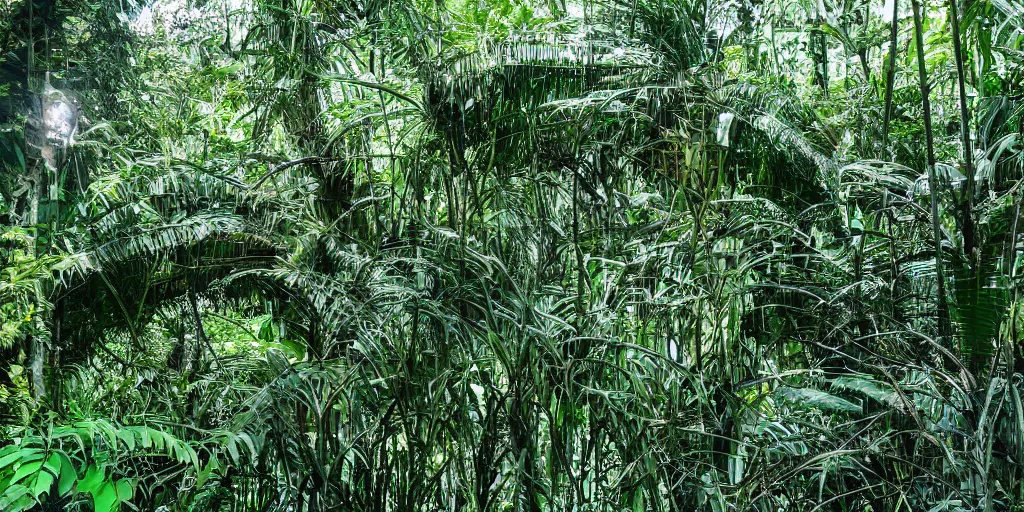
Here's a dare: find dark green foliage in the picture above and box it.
[3,0,1024,510]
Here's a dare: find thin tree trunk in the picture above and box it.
[811,17,830,97]
[882,0,899,151]
[28,124,46,402]
[27,165,47,400]
[29,335,46,400]
[858,49,871,84]
[948,0,977,262]
[912,0,952,339]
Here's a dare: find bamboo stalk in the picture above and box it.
[948,0,977,261]
[882,0,899,151]
[912,0,952,339]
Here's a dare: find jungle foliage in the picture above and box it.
[2,0,1024,509]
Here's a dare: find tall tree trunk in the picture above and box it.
[24,0,46,402]
[947,0,977,262]
[911,0,952,338]
[882,0,899,152]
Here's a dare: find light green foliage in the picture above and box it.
[0,421,234,512]
[0,229,53,350]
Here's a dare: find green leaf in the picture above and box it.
[226,437,239,465]
[279,338,306,359]
[32,470,54,497]
[92,481,118,512]
[778,387,861,413]
[56,452,76,495]
[77,465,104,494]
[94,420,120,449]
[0,445,17,460]
[115,479,134,502]
[829,376,900,409]
[266,348,289,373]
[43,453,62,477]
[150,429,168,452]
[11,461,43,485]
[0,448,41,472]
[236,433,257,461]
[213,61,244,77]
[0,449,27,472]
[953,266,1009,372]
[0,484,32,511]
[14,144,24,172]
[196,460,214,487]
[183,443,199,469]
[171,438,187,463]
[161,432,176,454]
[117,429,136,451]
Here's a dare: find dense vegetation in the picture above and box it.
[2,0,1024,509]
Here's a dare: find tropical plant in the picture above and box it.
[4,0,1024,509]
